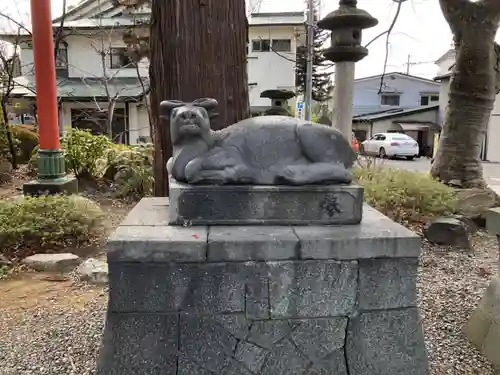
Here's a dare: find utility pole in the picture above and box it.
[406,54,411,74]
[304,0,314,121]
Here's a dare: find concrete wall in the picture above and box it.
[60,100,149,144]
[19,32,149,78]
[488,94,500,162]
[247,25,302,110]
[437,78,450,127]
[352,74,440,110]
[128,102,151,144]
[436,50,455,75]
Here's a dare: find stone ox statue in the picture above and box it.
[161,98,357,185]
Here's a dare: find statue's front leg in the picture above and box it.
[184,157,206,183]
[187,164,254,185]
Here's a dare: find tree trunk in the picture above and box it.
[107,98,117,140]
[1,100,18,169]
[431,0,500,188]
[149,0,250,196]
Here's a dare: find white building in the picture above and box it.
[434,49,500,162]
[351,72,440,116]
[1,0,305,144]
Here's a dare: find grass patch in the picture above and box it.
[353,165,458,225]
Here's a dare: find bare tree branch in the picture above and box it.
[378,0,407,94]
[0,11,31,36]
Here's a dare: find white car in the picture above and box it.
[361,133,419,160]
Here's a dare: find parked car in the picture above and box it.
[351,132,359,153]
[361,132,419,160]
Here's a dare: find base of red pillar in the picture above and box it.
[23,176,78,196]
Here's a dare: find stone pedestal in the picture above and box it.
[168,178,364,225]
[97,197,430,375]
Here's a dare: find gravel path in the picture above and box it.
[0,278,107,375]
[0,233,498,375]
[419,232,499,375]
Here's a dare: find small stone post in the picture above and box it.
[317,0,378,139]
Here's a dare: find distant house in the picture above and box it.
[352,105,440,157]
[351,72,440,116]
[343,72,441,155]
[434,49,500,162]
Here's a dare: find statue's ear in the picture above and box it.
[160,100,186,116]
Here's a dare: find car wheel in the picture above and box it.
[406,156,415,161]
[378,147,386,158]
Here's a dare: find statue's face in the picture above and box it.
[171,105,210,144]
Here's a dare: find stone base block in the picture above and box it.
[98,198,429,375]
[23,176,78,196]
[464,275,500,370]
[168,178,364,225]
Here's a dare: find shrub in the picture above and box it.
[98,143,154,198]
[11,125,39,163]
[0,126,20,162]
[63,129,114,179]
[353,166,458,224]
[0,195,104,258]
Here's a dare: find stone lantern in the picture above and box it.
[260,89,296,116]
[317,0,378,137]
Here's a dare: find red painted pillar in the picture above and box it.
[30,0,60,150]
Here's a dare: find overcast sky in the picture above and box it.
[5,0,498,80]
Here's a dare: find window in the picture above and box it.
[381,94,400,106]
[371,134,386,141]
[109,47,135,69]
[252,39,270,52]
[272,39,291,52]
[54,42,68,69]
[420,94,439,106]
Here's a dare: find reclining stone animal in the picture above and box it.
[161,98,357,185]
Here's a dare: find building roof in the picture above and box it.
[18,76,149,100]
[352,104,439,122]
[434,72,452,81]
[53,0,116,23]
[352,105,407,117]
[394,121,441,131]
[435,49,455,65]
[54,0,305,26]
[354,72,439,86]
[249,12,305,26]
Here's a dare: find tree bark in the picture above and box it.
[149,0,250,196]
[1,99,18,169]
[431,0,500,188]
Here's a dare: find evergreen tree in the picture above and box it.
[295,23,333,102]
[117,0,249,196]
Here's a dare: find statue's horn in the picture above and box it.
[160,100,186,114]
[192,98,218,111]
